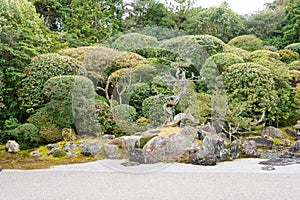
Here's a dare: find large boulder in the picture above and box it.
[120,136,141,152]
[241,140,261,157]
[247,137,274,149]
[190,150,217,166]
[202,135,227,161]
[127,149,158,164]
[6,140,20,153]
[81,142,101,156]
[104,144,123,159]
[259,126,285,139]
[143,132,200,162]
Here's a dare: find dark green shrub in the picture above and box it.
[19,53,86,113]
[111,33,159,52]
[285,43,300,55]
[27,107,63,143]
[9,123,41,150]
[44,75,100,136]
[227,35,264,52]
[128,83,153,117]
[52,149,67,158]
[277,49,299,64]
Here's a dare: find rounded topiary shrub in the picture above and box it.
[249,50,281,62]
[19,53,86,113]
[285,43,300,55]
[277,49,299,64]
[227,35,264,52]
[112,104,137,122]
[111,33,159,52]
[52,149,67,158]
[223,45,251,61]
[10,123,42,150]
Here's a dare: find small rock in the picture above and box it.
[120,161,140,167]
[47,144,59,150]
[67,151,78,158]
[149,129,161,134]
[102,134,116,140]
[284,139,291,146]
[0,165,2,172]
[120,136,141,152]
[48,147,59,155]
[261,165,275,171]
[289,141,300,153]
[286,129,296,137]
[30,150,42,157]
[63,142,77,152]
[6,140,20,153]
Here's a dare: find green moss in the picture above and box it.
[52,149,67,158]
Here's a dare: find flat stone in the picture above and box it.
[149,129,161,134]
[259,158,297,166]
[120,161,140,167]
[261,165,275,171]
[30,150,42,157]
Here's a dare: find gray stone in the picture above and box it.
[260,152,281,160]
[67,151,78,158]
[242,140,261,157]
[63,142,77,152]
[81,142,101,156]
[6,140,20,153]
[259,126,284,139]
[247,137,274,149]
[104,144,123,159]
[259,158,296,166]
[48,147,59,155]
[179,126,198,137]
[168,113,200,126]
[219,149,229,161]
[30,150,42,157]
[0,165,2,172]
[202,135,226,161]
[261,165,275,171]
[190,150,217,166]
[289,141,300,153]
[230,140,240,159]
[102,134,116,140]
[127,149,158,164]
[286,129,296,137]
[149,129,161,134]
[120,136,141,152]
[120,161,140,167]
[47,143,59,150]
[143,133,200,162]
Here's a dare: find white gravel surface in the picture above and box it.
[1,159,300,200]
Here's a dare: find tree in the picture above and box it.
[181,3,245,42]
[283,0,300,46]
[0,0,59,128]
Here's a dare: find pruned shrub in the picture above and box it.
[223,45,251,61]
[277,49,299,64]
[53,149,67,158]
[289,60,300,70]
[19,53,86,113]
[285,43,300,55]
[43,75,100,136]
[111,33,159,52]
[249,50,281,61]
[27,107,63,143]
[227,35,264,52]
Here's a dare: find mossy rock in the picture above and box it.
[52,149,67,158]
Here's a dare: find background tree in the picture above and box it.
[283,0,300,46]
